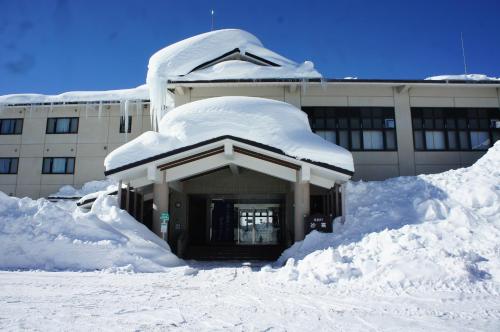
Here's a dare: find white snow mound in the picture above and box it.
[425,74,500,81]
[104,96,354,173]
[274,141,500,289]
[0,192,183,272]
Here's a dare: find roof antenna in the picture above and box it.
[461,32,468,75]
[211,9,215,31]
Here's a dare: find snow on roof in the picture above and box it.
[425,74,500,81]
[146,29,321,129]
[0,85,149,105]
[104,96,354,174]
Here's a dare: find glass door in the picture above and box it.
[237,205,280,245]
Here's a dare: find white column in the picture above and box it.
[394,87,416,176]
[153,181,169,238]
[117,180,123,209]
[294,177,310,242]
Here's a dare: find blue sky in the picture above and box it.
[0,0,499,95]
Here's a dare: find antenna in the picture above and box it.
[461,32,468,75]
[211,9,215,31]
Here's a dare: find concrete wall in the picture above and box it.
[0,102,151,198]
[1,82,498,198]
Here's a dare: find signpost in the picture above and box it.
[160,212,170,241]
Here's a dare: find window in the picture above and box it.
[0,119,23,135]
[119,116,132,133]
[303,107,397,151]
[42,157,75,174]
[411,108,500,151]
[0,158,18,174]
[46,118,78,134]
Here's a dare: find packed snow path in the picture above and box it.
[0,263,499,331]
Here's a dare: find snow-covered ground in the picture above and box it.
[0,143,499,330]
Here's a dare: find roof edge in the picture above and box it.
[104,135,354,177]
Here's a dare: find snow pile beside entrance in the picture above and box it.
[104,96,354,173]
[275,142,500,288]
[425,74,500,81]
[0,192,183,272]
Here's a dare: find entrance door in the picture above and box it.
[237,205,280,245]
[189,195,207,245]
[211,200,235,243]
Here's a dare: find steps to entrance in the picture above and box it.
[184,245,284,261]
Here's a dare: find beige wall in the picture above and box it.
[1,82,498,198]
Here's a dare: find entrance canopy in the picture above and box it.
[104,96,354,187]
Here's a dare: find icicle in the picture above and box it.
[146,76,174,132]
[50,102,53,113]
[85,102,89,119]
[29,104,34,118]
[301,78,308,95]
[124,100,130,141]
[98,101,103,119]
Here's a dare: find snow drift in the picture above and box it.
[274,141,500,289]
[104,96,354,173]
[0,192,183,272]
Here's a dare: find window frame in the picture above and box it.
[0,118,23,135]
[411,107,500,151]
[302,106,398,151]
[119,115,133,133]
[42,157,75,174]
[0,157,19,174]
[46,117,79,134]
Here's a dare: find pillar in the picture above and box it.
[294,179,310,242]
[117,180,123,209]
[153,181,169,238]
[394,87,416,176]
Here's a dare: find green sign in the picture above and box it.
[160,212,170,223]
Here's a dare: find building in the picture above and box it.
[1,29,499,259]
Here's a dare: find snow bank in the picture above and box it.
[50,179,116,198]
[425,74,500,81]
[146,29,321,129]
[0,85,149,105]
[104,96,354,173]
[0,192,183,272]
[274,142,500,289]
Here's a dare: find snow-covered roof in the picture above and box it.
[147,29,321,82]
[0,85,149,105]
[104,96,354,175]
[425,74,500,81]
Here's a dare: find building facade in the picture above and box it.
[1,79,500,199]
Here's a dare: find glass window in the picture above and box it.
[303,107,397,151]
[470,131,490,150]
[425,131,445,150]
[42,157,75,174]
[363,131,384,150]
[46,118,78,134]
[0,119,23,135]
[386,130,396,150]
[0,158,18,174]
[412,107,500,151]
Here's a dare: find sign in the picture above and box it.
[160,224,168,233]
[304,214,333,234]
[160,212,170,223]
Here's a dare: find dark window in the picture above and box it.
[303,107,397,151]
[0,119,23,135]
[42,157,75,174]
[411,108,500,151]
[46,118,79,134]
[0,158,18,174]
[119,116,132,133]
